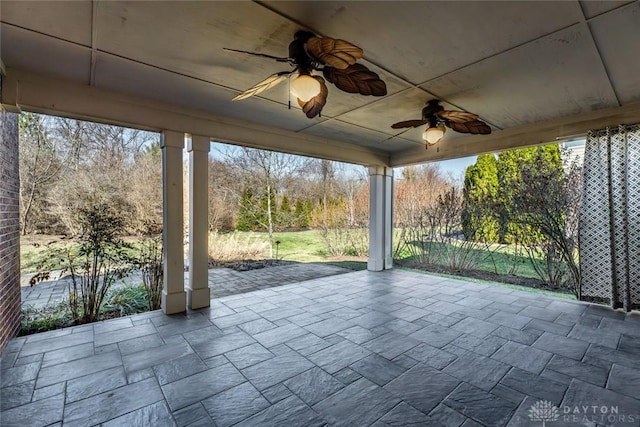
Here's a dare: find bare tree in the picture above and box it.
[223,147,304,257]
[18,113,78,234]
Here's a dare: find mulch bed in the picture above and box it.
[208,259,298,272]
[394,260,574,296]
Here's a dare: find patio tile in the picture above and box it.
[262,383,293,404]
[314,378,400,427]
[379,401,432,426]
[153,353,208,385]
[224,342,274,370]
[236,395,325,427]
[8,269,640,427]
[37,351,122,388]
[304,317,354,337]
[568,324,621,349]
[284,366,344,405]
[211,310,262,329]
[606,364,640,399]
[451,333,506,357]
[385,364,460,414]
[585,343,640,369]
[117,333,164,356]
[561,379,640,424]
[518,306,560,322]
[491,341,552,375]
[491,325,541,345]
[406,343,458,370]
[410,324,463,348]
[444,352,510,391]
[127,367,155,384]
[122,340,193,373]
[0,380,35,410]
[162,363,245,411]
[524,319,571,336]
[201,381,270,427]
[499,367,567,405]
[362,331,421,359]
[252,323,308,348]
[486,312,532,330]
[428,404,467,427]
[238,318,277,335]
[32,381,65,402]
[42,342,93,368]
[173,402,208,427]
[306,340,371,374]
[103,401,175,427]
[545,354,609,387]
[63,378,163,426]
[350,354,406,386]
[351,311,396,328]
[444,382,518,427]
[619,334,640,354]
[191,331,255,359]
[65,366,127,403]
[93,317,133,335]
[242,352,314,390]
[0,393,64,426]
[451,317,498,338]
[94,323,157,347]
[1,361,40,388]
[285,333,331,356]
[337,325,388,345]
[19,330,93,356]
[333,367,362,384]
[532,331,589,360]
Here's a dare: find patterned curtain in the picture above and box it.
[579,124,640,311]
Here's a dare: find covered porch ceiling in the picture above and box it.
[2,1,640,166]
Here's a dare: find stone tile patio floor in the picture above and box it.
[20,263,354,308]
[2,269,640,426]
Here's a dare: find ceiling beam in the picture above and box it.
[390,100,640,166]
[1,68,391,166]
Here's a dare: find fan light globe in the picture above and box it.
[422,124,446,145]
[291,74,321,102]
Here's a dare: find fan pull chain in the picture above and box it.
[288,77,291,110]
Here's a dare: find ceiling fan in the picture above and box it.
[391,99,491,148]
[225,31,387,118]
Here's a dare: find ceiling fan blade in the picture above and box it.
[447,120,492,135]
[438,110,479,123]
[297,76,328,119]
[232,71,293,101]
[390,119,427,129]
[323,64,387,96]
[224,48,292,63]
[305,37,363,70]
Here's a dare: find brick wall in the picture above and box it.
[0,111,20,352]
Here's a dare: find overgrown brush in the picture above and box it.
[208,231,269,263]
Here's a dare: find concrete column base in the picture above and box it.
[187,287,211,310]
[162,290,187,315]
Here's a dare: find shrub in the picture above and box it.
[135,236,163,311]
[65,202,132,323]
[20,301,74,335]
[103,284,150,317]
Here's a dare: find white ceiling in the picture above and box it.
[1,1,640,166]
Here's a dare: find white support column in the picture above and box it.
[368,166,393,271]
[187,135,211,309]
[161,130,186,314]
